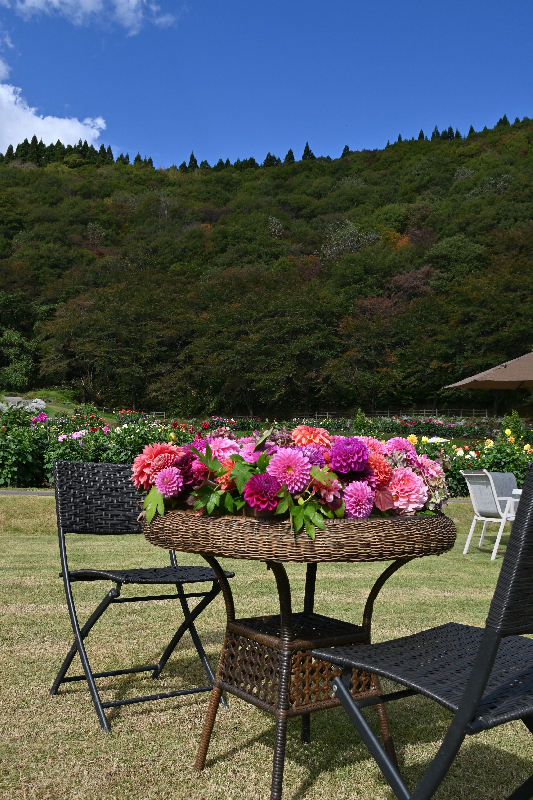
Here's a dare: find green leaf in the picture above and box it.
[234,497,246,510]
[254,427,273,451]
[311,511,326,530]
[304,518,316,540]
[290,505,305,532]
[255,451,270,472]
[223,492,235,513]
[275,496,289,515]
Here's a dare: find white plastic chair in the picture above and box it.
[461,470,517,560]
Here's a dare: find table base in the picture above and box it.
[194,559,404,800]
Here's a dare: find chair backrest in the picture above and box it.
[54,461,143,535]
[460,470,501,518]
[487,461,533,636]
[489,471,518,513]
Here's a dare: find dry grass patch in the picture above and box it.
[1,498,530,799]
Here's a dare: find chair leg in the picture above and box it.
[58,579,115,733]
[478,521,488,547]
[492,502,512,560]
[463,518,478,555]
[301,713,311,744]
[151,587,220,679]
[50,587,118,696]
[506,773,533,800]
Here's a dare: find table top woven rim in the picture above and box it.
[144,509,457,563]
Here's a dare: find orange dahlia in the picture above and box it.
[368,452,393,489]
[131,442,182,491]
[291,424,331,448]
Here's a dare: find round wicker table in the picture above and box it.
[145,510,456,800]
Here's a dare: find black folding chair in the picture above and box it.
[50,460,234,732]
[313,462,533,800]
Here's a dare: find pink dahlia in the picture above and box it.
[267,447,311,493]
[132,442,181,490]
[311,474,342,505]
[360,436,388,456]
[206,437,239,461]
[344,481,375,519]
[417,454,445,485]
[155,467,183,498]
[388,467,428,513]
[291,425,331,448]
[239,441,262,464]
[330,437,369,474]
[385,437,417,455]
[243,473,281,510]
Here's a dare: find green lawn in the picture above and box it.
[1,498,530,800]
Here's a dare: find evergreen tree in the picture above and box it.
[440,128,449,140]
[455,129,462,139]
[431,126,439,140]
[341,144,350,157]
[27,135,39,163]
[225,158,231,168]
[97,143,107,166]
[55,140,66,162]
[188,151,198,170]
[397,134,402,142]
[0,152,3,163]
[200,159,211,169]
[263,152,279,167]
[213,158,226,171]
[468,125,475,136]
[133,152,142,166]
[178,161,188,173]
[418,130,424,140]
[447,126,454,139]
[498,114,510,126]
[16,138,30,161]
[514,117,520,125]
[4,144,14,162]
[106,145,114,163]
[147,157,154,168]
[301,142,315,160]
[284,148,295,164]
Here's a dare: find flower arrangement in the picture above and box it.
[133,425,449,538]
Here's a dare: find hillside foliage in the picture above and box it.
[1,117,533,416]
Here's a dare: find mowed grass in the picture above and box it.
[1,498,531,800]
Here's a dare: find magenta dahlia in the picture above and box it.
[155,467,183,498]
[330,437,369,474]
[243,473,281,510]
[343,481,375,519]
[266,447,311,493]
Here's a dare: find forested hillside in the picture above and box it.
[1,117,532,416]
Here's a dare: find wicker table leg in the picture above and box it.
[194,684,223,772]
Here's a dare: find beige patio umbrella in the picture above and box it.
[445,351,533,414]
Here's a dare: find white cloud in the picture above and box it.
[0,56,10,79]
[13,0,176,33]
[0,82,105,151]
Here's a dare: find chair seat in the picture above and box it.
[64,566,235,585]
[313,622,533,732]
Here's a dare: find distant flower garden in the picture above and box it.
[0,403,531,495]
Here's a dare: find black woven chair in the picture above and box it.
[313,462,533,800]
[50,460,234,732]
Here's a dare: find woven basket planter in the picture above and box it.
[144,509,456,563]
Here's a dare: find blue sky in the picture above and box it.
[0,0,532,166]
